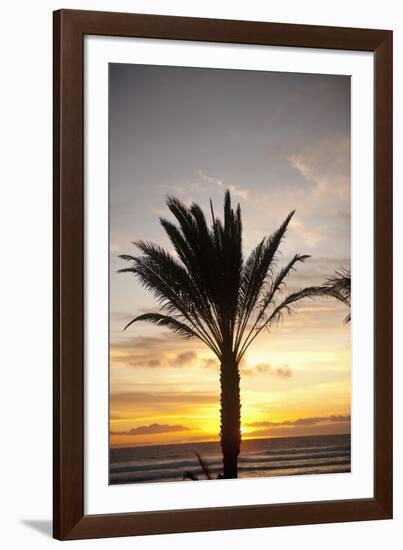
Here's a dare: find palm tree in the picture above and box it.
[119,191,324,479]
[323,268,351,322]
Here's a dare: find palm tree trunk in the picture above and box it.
[219,353,241,479]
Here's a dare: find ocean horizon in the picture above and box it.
[109,433,351,485]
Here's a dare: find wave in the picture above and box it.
[110,433,351,485]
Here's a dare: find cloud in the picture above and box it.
[110,413,130,420]
[227,184,249,201]
[111,335,204,369]
[275,365,292,378]
[202,358,292,378]
[286,138,350,200]
[196,170,249,200]
[110,423,191,436]
[246,414,350,428]
[146,359,161,367]
[172,351,197,367]
[244,414,351,438]
[110,312,134,323]
[111,390,217,408]
[196,170,223,188]
[203,358,219,369]
[290,216,324,247]
[240,362,292,378]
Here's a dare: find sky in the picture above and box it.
[109,63,351,448]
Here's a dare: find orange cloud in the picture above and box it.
[246,414,350,428]
[111,390,217,408]
[110,423,191,436]
[244,414,351,439]
[111,336,203,369]
[240,362,292,378]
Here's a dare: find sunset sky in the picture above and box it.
[109,63,351,448]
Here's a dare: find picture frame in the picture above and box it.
[53,9,393,540]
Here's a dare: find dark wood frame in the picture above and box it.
[53,9,393,540]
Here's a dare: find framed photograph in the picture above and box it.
[53,9,393,540]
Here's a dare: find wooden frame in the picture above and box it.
[53,9,393,540]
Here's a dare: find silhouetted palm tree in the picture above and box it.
[323,268,351,322]
[119,191,324,479]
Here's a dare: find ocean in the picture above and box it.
[109,433,351,484]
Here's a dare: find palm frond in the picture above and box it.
[322,267,351,322]
[118,247,222,355]
[183,451,217,481]
[238,285,326,361]
[324,268,351,303]
[236,254,311,357]
[234,211,295,356]
[267,286,328,324]
[162,192,243,345]
[120,191,329,366]
[195,451,213,480]
[123,312,198,339]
